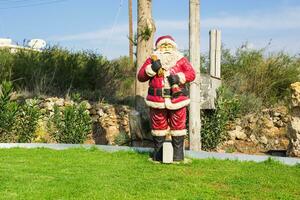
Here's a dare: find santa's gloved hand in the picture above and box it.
[151,59,162,73]
[168,74,180,86]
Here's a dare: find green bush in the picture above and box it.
[0,49,13,81]
[114,131,130,146]
[48,102,92,144]
[0,81,19,142]
[201,86,240,150]
[0,81,40,142]
[222,48,300,106]
[0,47,134,103]
[15,99,41,143]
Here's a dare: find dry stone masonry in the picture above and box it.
[219,106,290,154]
[25,92,300,157]
[35,97,131,145]
[287,82,300,157]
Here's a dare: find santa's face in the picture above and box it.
[158,42,175,54]
[155,42,182,70]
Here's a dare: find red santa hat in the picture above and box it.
[155,35,177,49]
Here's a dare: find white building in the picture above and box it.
[0,38,46,52]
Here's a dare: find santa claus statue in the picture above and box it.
[138,35,195,162]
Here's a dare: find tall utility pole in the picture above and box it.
[136,0,155,110]
[135,0,155,139]
[128,0,134,67]
[189,0,201,151]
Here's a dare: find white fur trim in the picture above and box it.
[152,129,170,136]
[145,64,156,77]
[177,72,186,84]
[145,100,165,109]
[145,99,190,110]
[156,39,177,49]
[165,98,190,110]
[170,129,187,136]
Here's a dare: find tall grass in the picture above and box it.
[221,48,300,107]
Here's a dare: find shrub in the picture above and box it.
[114,131,130,146]
[15,99,41,143]
[0,81,41,142]
[0,81,19,142]
[1,47,135,103]
[222,47,300,106]
[201,86,240,150]
[48,102,92,144]
[0,49,13,81]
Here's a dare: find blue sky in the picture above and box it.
[0,0,300,59]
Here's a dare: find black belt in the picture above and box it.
[148,88,171,98]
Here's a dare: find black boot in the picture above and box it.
[172,136,185,161]
[152,136,165,161]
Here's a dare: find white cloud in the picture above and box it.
[47,5,300,58]
[48,19,188,43]
[202,6,300,29]
[49,5,300,43]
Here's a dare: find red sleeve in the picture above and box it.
[137,58,152,82]
[180,57,195,83]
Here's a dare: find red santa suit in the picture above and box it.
[138,36,195,137]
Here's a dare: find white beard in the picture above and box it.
[153,50,183,70]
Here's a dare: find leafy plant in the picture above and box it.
[15,99,41,143]
[139,25,153,41]
[222,47,300,106]
[0,81,19,142]
[0,81,41,142]
[114,131,130,146]
[201,86,240,150]
[48,102,92,144]
[0,47,135,103]
[0,49,13,81]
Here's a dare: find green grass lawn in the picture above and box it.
[0,148,299,200]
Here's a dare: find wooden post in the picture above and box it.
[209,29,221,78]
[189,0,201,151]
[209,30,216,76]
[215,30,221,78]
[209,29,222,106]
[128,0,134,67]
[134,0,155,140]
[136,0,155,106]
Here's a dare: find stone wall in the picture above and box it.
[287,82,300,157]
[218,106,290,154]
[33,92,300,157]
[36,97,131,145]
